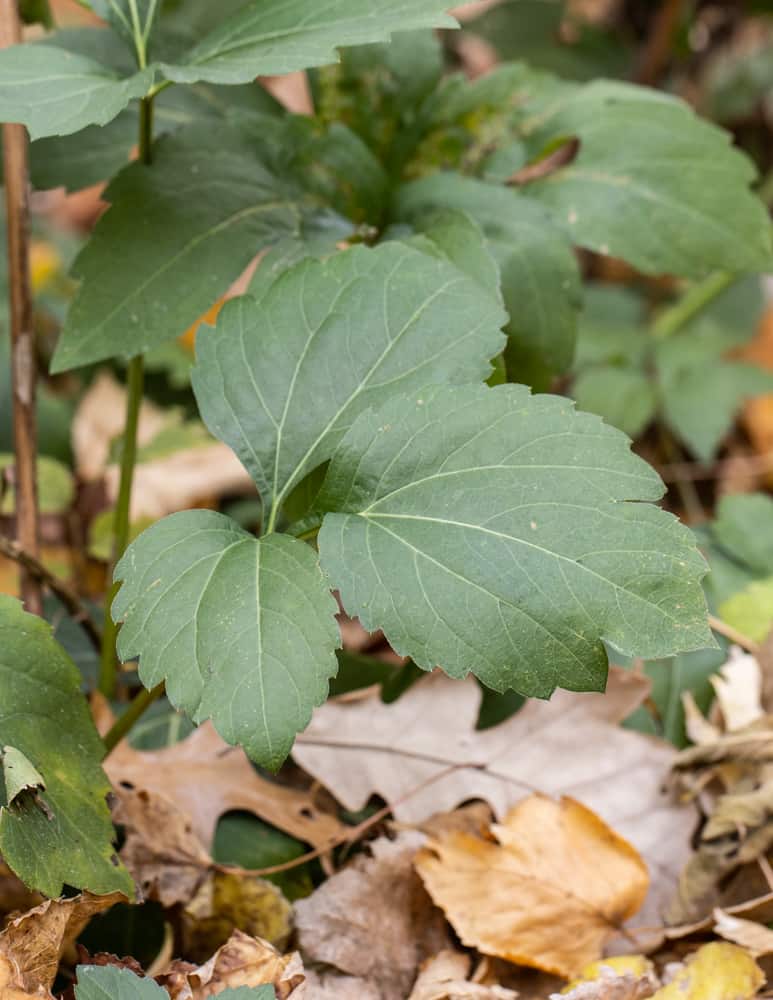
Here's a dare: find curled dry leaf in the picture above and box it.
[712,907,773,956]
[294,832,450,1000]
[415,795,649,979]
[113,786,212,907]
[409,950,518,999]
[710,648,764,733]
[101,716,346,850]
[294,670,694,924]
[0,892,126,996]
[157,929,304,1000]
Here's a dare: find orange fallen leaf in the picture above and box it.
[415,795,649,978]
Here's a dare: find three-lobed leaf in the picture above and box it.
[0,595,132,897]
[113,511,339,770]
[317,383,713,697]
[192,241,507,523]
[75,965,275,1000]
[0,45,151,140]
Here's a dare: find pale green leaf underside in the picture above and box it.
[159,0,457,85]
[51,124,346,372]
[317,384,712,697]
[75,965,275,1000]
[192,242,506,519]
[0,44,151,140]
[0,595,132,897]
[527,82,772,277]
[113,511,339,769]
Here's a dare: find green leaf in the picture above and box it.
[113,511,339,769]
[192,242,506,523]
[213,812,312,900]
[0,44,151,140]
[712,493,773,576]
[524,81,773,277]
[572,366,657,439]
[317,384,712,698]
[394,174,581,375]
[720,577,773,644]
[659,359,773,462]
[75,965,275,1000]
[158,0,457,85]
[0,595,132,897]
[51,122,348,372]
[83,0,160,57]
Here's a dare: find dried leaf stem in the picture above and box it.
[1,0,41,614]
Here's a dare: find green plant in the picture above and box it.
[0,0,771,908]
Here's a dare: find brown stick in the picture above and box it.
[636,0,685,86]
[0,0,41,615]
[0,534,103,651]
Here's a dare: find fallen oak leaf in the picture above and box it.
[99,714,346,851]
[293,669,695,924]
[0,892,127,996]
[415,795,649,978]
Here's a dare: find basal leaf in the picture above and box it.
[0,595,132,897]
[51,122,349,371]
[317,384,712,698]
[158,0,457,85]
[75,965,276,999]
[0,44,151,139]
[113,511,339,769]
[192,242,506,524]
[524,81,773,277]
[394,174,581,375]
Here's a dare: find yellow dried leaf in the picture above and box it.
[415,795,648,978]
[649,943,763,1000]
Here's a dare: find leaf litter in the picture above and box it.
[8,641,773,1000]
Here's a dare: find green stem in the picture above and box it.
[98,94,155,698]
[651,271,736,339]
[102,682,165,756]
[98,355,144,697]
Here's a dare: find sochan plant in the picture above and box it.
[0,0,770,915]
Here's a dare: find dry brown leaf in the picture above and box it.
[113,786,212,906]
[294,832,450,1000]
[298,969,381,998]
[409,950,518,999]
[415,795,649,979]
[102,717,347,850]
[158,930,304,1000]
[293,670,695,924]
[180,870,291,964]
[0,863,42,924]
[0,892,126,995]
[73,370,167,482]
[711,648,764,733]
[712,907,773,956]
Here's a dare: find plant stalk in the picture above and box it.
[102,682,165,755]
[1,0,41,615]
[98,95,155,697]
[651,272,736,339]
